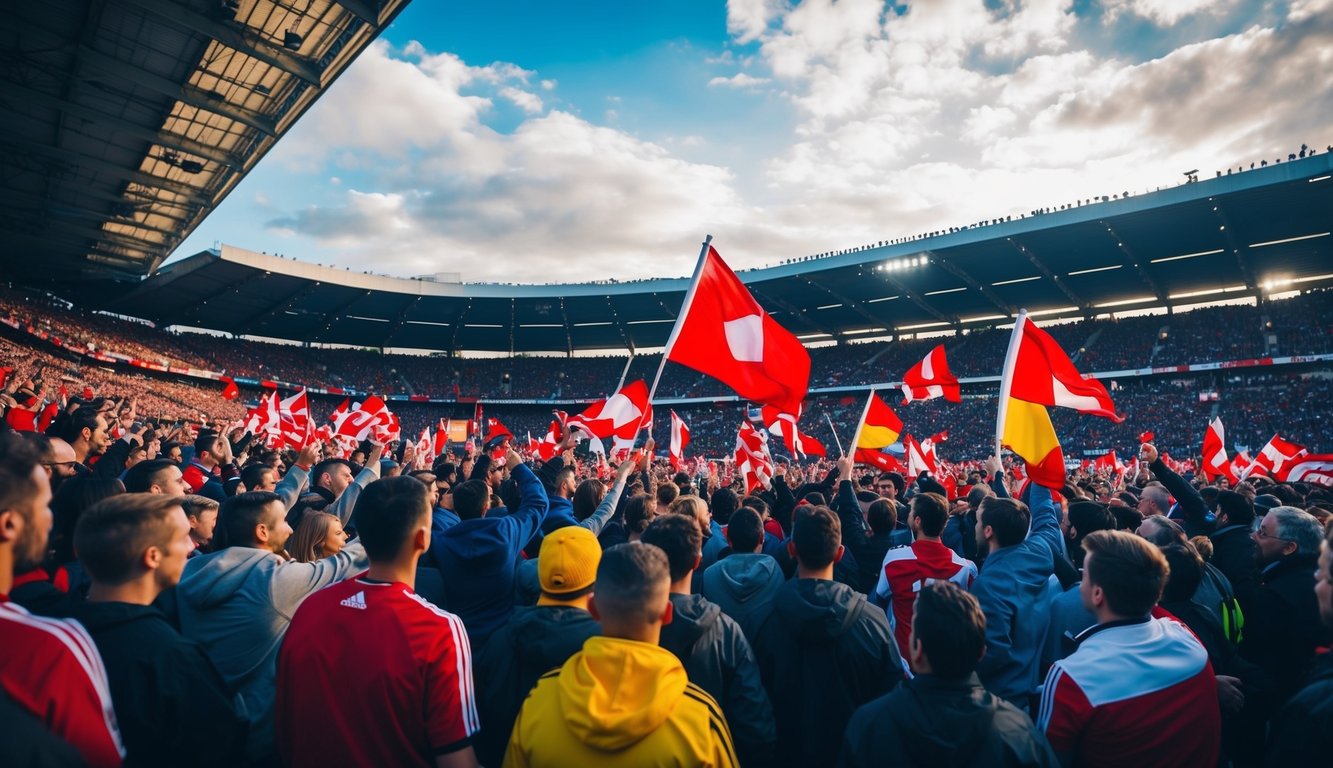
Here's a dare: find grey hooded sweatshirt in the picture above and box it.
[699,552,785,643]
[176,542,367,760]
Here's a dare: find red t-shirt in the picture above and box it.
[0,596,125,767]
[276,576,479,768]
[874,539,977,659]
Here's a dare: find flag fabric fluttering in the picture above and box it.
[483,417,513,445]
[734,421,775,494]
[434,419,450,457]
[851,392,904,470]
[1201,418,1237,484]
[1009,314,1122,422]
[278,389,313,449]
[665,246,810,415]
[900,345,960,404]
[761,405,826,458]
[566,380,653,447]
[1281,454,1333,487]
[669,410,690,471]
[904,434,938,478]
[1242,435,1309,480]
[996,312,1120,490]
[221,377,239,401]
[332,396,394,443]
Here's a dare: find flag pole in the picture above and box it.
[994,309,1027,459]
[636,234,713,443]
[823,411,844,456]
[847,390,875,459]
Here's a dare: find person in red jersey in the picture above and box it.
[867,469,978,662]
[0,431,125,767]
[277,475,480,768]
[1038,530,1220,768]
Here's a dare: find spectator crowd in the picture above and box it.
[4,379,1333,767]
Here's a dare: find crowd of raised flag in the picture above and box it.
[2,242,1332,768]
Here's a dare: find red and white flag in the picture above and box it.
[243,392,281,440]
[332,396,393,442]
[1230,452,1250,481]
[857,449,906,474]
[278,389,313,449]
[1201,417,1237,484]
[535,419,563,461]
[1009,313,1122,421]
[734,421,775,494]
[760,405,826,459]
[567,380,653,446]
[904,434,938,477]
[1093,450,1122,476]
[416,426,435,469]
[1282,455,1333,487]
[1242,435,1308,480]
[669,410,690,471]
[900,345,960,404]
[665,246,810,415]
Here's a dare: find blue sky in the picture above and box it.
[172,0,1331,283]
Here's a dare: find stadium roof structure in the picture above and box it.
[0,0,412,281]
[61,153,1333,355]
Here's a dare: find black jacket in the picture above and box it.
[1240,552,1328,708]
[838,673,1058,768]
[836,480,898,595]
[1266,650,1333,767]
[1151,458,1214,537]
[752,578,904,768]
[472,604,599,768]
[659,592,775,766]
[1208,524,1260,617]
[60,601,245,768]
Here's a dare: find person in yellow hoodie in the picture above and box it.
[505,541,739,768]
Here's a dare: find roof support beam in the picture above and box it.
[870,272,956,328]
[1005,237,1090,315]
[112,0,324,87]
[1102,222,1168,305]
[312,291,374,343]
[71,46,278,136]
[0,189,182,237]
[1208,200,1257,293]
[234,283,320,336]
[750,287,844,340]
[331,0,386,26]
[558,298,573,357]
[922,250,1016,317]
[799,275,889,330]
[0,138,210,205]
[380,295,422,348]
[0,80,243,168]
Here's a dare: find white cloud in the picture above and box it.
[707,72,771,88]
[499,86,544,113]
[1103,0,1236,26]
[246,4,1331,286]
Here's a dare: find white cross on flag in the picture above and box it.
[567,380,653,445]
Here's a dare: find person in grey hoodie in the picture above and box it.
[274,441,381,524]
[701,506,785,644]
[175,490,368,763]
[644,513,775,767]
